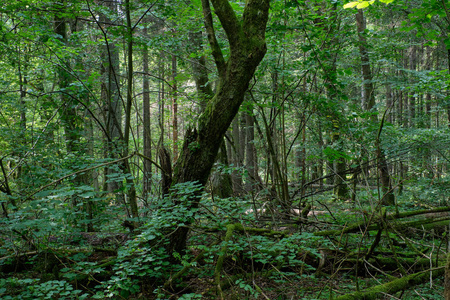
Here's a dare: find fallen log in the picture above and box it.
[335,267,444,300]
[315,209,450,237]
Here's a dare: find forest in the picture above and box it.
[0,0,450,298]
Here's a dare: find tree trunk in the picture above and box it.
[239,113,246,173]
[168,0,270,254]
[332,131,349,200]
[409,45,417,126]
[54,11,80,155]
[317,120,324,188]
[386,84,393,124]
[99,0,123,194]
[188,31,213,112]
[447,49,450,128]
[157,51,165,151]
[446,253,450,300]
[143,25,152,199]
[244,105,261,192]
[211,142,233,199]
[188,30,233,198]
[231,115,243,194]
[318,5,348,200]
[356,9,394,205]
[16,48,27,190]
[54,6,87,216]
[124,0,139,220]
[172,54,178,162]
[73,18,97,231]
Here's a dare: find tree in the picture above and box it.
[142,23,152,199]
[355,8,395,205]
[168,0,270,254]
[98,0,123,194]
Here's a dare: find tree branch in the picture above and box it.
[26,153,135,200]
[209,0,242,52]
[242,0,271,44]
[201,0,226,77]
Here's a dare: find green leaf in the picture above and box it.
[343,1,359,8]
[356,1,370,9]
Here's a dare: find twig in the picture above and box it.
[26,153,135,200]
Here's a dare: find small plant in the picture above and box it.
[178,293,203,300]
[235,279,259,299]
[0,277,88,300]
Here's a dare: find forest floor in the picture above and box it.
[0,190,448,299]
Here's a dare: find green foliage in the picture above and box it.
[0,277,88,300]
[235,278,259,299]
[344,0,394,9]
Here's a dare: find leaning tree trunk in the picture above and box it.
[188,30,233,198]
[168,0,270,254]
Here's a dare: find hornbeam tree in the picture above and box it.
[168,0,270,254]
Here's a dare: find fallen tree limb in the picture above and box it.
[67,257,117,283]
[164,240,219,290]
[195,223,289,237]
[392,206,450,219]
[342,256,445,273]
[215,223,237,299]
[335,267,444,300]
[202,269,274,298]
[233,223,289,237]
[315,213,450,237]
[164,223,288,291]
[0,248,92,262]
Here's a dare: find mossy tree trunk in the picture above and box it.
[188,30,233,198]
[168,0,270,254]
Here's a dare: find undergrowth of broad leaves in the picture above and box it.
[0,180,447,299]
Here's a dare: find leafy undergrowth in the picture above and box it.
[0,184,448,299]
